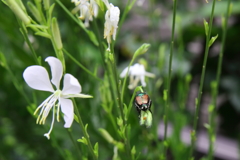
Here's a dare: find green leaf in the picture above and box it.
[208,104,215,113]
[77,137,88,145]
[74,114,79,123]
[84,124,89,138]
[131,145,136,159]
[87,31,99,46]
[123,103,128,121]
[93,142,99,158]
[203,19,209,36]
[208,34,218,47]
[47,4,55,26]
[204,123,210,129]
[0,52,7,68]
[163,90,167,101]
[27,24,48,29]
[35,31,51,38]
[27,1,42,23]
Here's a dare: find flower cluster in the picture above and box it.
[23,57,92,139]
[102,0,120,51]
[71,0,99,27]
[120,63,155,89]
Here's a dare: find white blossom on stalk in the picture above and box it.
[23,56,92,139]
[102,0,120,51]
[71,0,99,27]
[120,63,155,90]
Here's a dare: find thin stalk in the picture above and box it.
[19,21,40,65]
[66,129,82,159]
[55,0,88,33]
[208,0,231,159]
[110,57,132,159]
[163,0,178,156]
[62,48,102,81]
[92,19,120,119]
[189,0,217,158]
[72,99,97,160]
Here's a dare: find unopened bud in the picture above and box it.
[5,0,31,25]
[51,18,63,50]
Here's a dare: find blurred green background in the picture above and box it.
[1,0,240,159]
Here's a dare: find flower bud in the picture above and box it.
[99,128,114,143]
[133,43,150,59]
[27,2,42,22]
[51,18,63,50]
[5,0,31,25]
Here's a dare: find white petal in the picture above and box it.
[62,74,81,95]
[120,66,132,78]
[130,63,145,76]
[23,66,54,92]
[59,98,74,128]
[45,57,63,89]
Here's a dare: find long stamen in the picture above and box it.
[44,105,56,140]
[39,96,58,124]
[34,94,55,115]
[56,101,60,122]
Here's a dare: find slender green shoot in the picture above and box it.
[208,0,232,159]
[72,99,97,160]
[189,0,217,158]
[163,0,178,156]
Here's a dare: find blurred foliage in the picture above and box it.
[0,0,240,160]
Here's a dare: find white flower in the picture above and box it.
[120,63,155,89]
[102,0,120,51]
[137,0,145,6]
[71,0,99,27]
[23,56,92,139]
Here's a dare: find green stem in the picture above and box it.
[66,129,82,159]
[163,0,178,156]
[72,99,97,160]
[19,21,40,65]
[55,0,87,33]
[208,0,231,159]
[62,48,102,81]
[189,0,217,159]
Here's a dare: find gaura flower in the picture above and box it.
[120,63,155,90]
[102,0,120,51]
[71,0,99,27]
[23,56,92,139]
